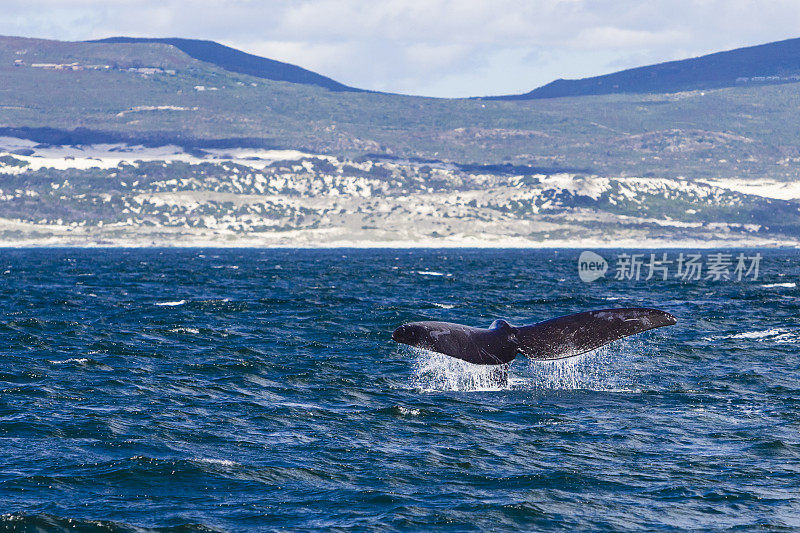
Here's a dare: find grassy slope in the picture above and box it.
[1,36,800,180]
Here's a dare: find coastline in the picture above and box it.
[0,235,795,249]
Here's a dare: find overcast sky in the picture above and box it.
[3,0,800,97]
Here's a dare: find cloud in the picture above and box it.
[403,43,472,74]
[237,40,358,76]
[572,27,690,50]
[2,0,800,96]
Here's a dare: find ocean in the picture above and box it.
[0,248,798,531]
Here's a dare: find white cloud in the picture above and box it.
[236,40,357,76]
[572,27,690,50]
[403,43,472,73]
[2,0,800,96]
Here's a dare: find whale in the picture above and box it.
[392,307,676,365]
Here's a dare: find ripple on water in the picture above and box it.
[0,248,796,530]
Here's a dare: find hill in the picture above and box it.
[90,37,362,93]
[2,35,800,182]
[1,35,800,246]
[496,37,800,100]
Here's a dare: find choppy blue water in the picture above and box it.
[0,248,799,531]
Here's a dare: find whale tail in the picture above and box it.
[515,307,677,361]
[392,307,677,365]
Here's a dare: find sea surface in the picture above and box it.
[0,248,799,531]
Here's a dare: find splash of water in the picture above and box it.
[516,338,643,392]
[409,348,510,392]
[407,337,645,393]
[514,348,614,391]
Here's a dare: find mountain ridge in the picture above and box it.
[3,34,800,181]
[18,34,800,99]
[90,36,363,93]
[492,37,800,100]
[1,35,800,246]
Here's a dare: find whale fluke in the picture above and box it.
[392,307,677,365]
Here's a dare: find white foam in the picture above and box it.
[762,283,796,288]
[706,328,799,345]
[731,328,784,339]
[432,302,455,309]
[170,327,199,334]
[155,300,186,306]
[192,457,238,467]
[48,357,90,365]
[416,270,450,277]
[730,328,790,339]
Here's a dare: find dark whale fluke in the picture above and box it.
[392,308,677,365]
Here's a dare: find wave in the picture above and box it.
[730,328,788,339]
[47,357,110,369]
[761,282,796,288]
[0,512,216,532]
[390,406,423,417]
[169,327,200,334]
[706,328,800,344]
[192,457,239,467]
[48,357,91,365]
[155,300,186,306]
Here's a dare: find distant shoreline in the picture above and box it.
[0,238,795,249]
[1,141,799,251]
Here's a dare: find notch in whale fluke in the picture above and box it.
[392,307,677,365]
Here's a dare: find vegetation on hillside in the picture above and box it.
[1,36,800,182]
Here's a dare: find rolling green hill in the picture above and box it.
[1,35,800,246]
[1,35,800,182]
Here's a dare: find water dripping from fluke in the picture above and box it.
[408,347,511,392]
[405,338,645,393]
